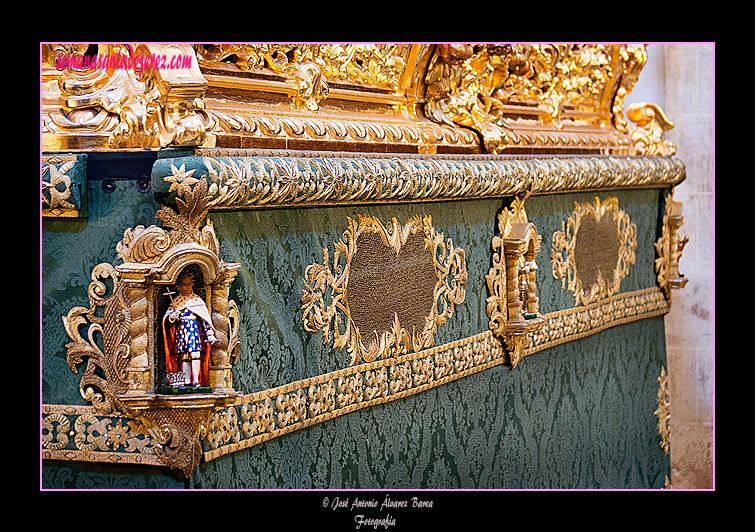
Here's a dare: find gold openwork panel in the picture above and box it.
[302,215,467,366]
[348,230,437,343]
[551,197,637,306]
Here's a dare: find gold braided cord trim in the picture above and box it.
[525,286,669,356]
[42,287,668,466]
[204,287,668,461]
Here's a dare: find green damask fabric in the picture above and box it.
[41,162,670,489]
[192,317,669,489]
[42,180,160,407]
[189,191,669,489]
[210,198,500,390]
[527,189,664,312]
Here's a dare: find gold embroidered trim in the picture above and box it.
[301,215,467,366]
[43,287,668,466]
[551,196,637,306]
[42,155,81,218]
[204,330,501,461]
[525,286,668,355]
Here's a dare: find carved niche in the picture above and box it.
[62,175,241,477]
[485,195,546,369]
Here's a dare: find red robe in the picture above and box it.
[162,296,214,387]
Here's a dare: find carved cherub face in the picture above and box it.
[177,274,194,297]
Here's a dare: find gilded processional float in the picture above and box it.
[41,44,687,488]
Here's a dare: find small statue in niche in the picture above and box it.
[519,260,538,320]
[162,269,217,392]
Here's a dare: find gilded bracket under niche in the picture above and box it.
[485,195,547,369]
[301,214,467,366]
[60,174,242,478]
[551,196,637,307]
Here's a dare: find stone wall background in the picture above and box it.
[626,42,715,489]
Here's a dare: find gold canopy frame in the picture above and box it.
[41,43,674,156]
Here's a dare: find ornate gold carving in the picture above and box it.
[205,111,481,152]
[485,196,546,368]
[196,44,413,111]
[155,152,686,212]
[61,174,241,477]
[626,103,677,156]
[42,155,81,217]
[301,215,467,366]
[43,43,673,155]
[551,197,637,306]
[655,191,689,304]
[45,286,667,467]
[655,366,671,456]
[43,44,210,149]
[424,44,649,154]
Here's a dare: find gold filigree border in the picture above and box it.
[301,214,467,366]
[655,366,670,456]
[551,196,637,306]
[42,155,82,218]
[42,286,669,467]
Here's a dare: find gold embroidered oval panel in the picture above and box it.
[302,215,467,366]
[551,197,637,306]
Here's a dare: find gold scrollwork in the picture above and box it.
[655,191,689,305]
[61,174,242,477]
[424,44,649,154]
[551,197,637,306]
[196,44,413,112]
[627,102,677,156]
[42,155,80,217]
[45,44,210,149]
[301,215,467,366]
[485,196,546,368]
[655,366,671,456]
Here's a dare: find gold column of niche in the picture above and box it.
[61,176,242,478]
[42,43,678,156]
[485,195,546,369]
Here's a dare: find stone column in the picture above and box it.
[662,43,715,490]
